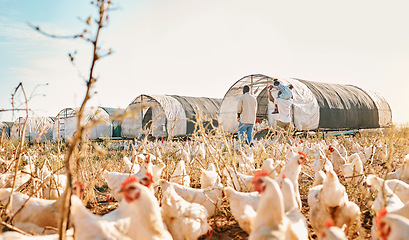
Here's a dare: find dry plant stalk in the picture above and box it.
[0,125,6,147]
[3,83,30,222]
[28,1,115,239]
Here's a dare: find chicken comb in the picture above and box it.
[106,194,113,203]
[325,219,335,228]
[376,208,388,227]
[328,145,335,152]
[253,169,269,181]
[73,180,84,191]
[282,173,286,179]
[145,171,153,182]
[298,151,306,159]
[120,175,139,190]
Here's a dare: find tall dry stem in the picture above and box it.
[32,1,115,239]
[3,83,30,221]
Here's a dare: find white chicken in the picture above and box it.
[362,144,375,164]
[0,161,35,189]
[350,140,362,154]
[320,169,348,208]
[0,181,83,234]
[160,182,212,240]
[285,147,297,160]
[320,220,347,240]
[386,154,409,183]
[328,145,346,173]
[0,229,74,240]
[366,175,404,213]
[122,155,140,174]
[352,143,374,165]
[280,176,309,239]
[103,170,132,201]
[367,175,406,240]
[135,154,154,182]
[312,148,332,174]
[193,142,206,162]
[337,144,348,160]
[0,157,15,172]
[249,171,293,240]
[308,169,360,237]
[390,201,409,220]
[158,179,222,217]
[200,163,221,189]
[127,152,164,183]
[37,161,67,200]
[238,149,255,174]
[313,170,327,187]
[223,187,260,234]
[170,160,190,187]
[176,144,191,164]
[103,166,154,202]
[374,142,388,160]
[103,176,173,240]
[71,195,132,239]
[375,208,409,240]
[152,161,166,183]
[37,160,52,182]
[0,189,62,234]
[276,151,307,209]
[223,166,253,191]
[384,178,409,203]
[42,173,67,200]
[340,153,363,181]
[260,158,282,179]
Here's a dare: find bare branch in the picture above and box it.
[3,83,29,220]
[27,23,84,40]
[58,1,113,239]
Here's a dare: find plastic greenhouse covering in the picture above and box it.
[219,74,392,133]
[122,95,222,138]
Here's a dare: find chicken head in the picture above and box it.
[252,170,269,193]
[297,151,307,165]
[140,172,154,188]
[120,176,141,203]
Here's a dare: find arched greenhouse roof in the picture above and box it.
[122,94,222,138]
[219,74,392,132]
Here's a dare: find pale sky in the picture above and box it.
[1,0,409,124]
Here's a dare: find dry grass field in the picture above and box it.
[0,123,408,239]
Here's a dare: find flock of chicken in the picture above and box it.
[0,135,408,240]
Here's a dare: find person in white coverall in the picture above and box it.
[267,83,293,132]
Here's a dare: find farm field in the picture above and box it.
[0,124,408,239]
[2,0,409,239]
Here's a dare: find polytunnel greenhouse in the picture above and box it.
[52,107,124,140]
[10,117,54,142]
[122,95,222,138]
[0,122,12,138]
[219,74,392,133]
